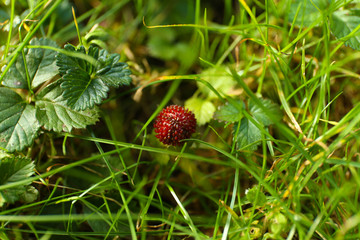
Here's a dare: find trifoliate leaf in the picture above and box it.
[214,99,244,123]
[234,118,262,151]
[2,38,59,89]
[0,156,36,206]
[36,81,100,132]
[0,88,40,152]
[198,66,237,99]
[56,45,131,110]
[331,10,360,50]
[185,97,216,126]
[249,98,282,127]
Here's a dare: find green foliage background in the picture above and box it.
[1,0,360,239]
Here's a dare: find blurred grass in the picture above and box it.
[1,0,360,239]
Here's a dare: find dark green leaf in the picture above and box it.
[331,10,360,50]
[249,98,282,127]
[0,156,36,206]
[0,88,40,152]
[56,45,90,75]
[2,38,59,89]
[60,69,109,111]
[98,62,132,87]
[56,45,131,110]
[234,118,262,151]
[98,49,119,65]
[96,49,132,87]
[36,81,100,132]
[214,99,244,123]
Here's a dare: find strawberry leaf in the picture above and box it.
[95,50,132,87]
[56,45,89,75]
[0,88,40,152]
[60,68,109,110]
[97,62,132,87]
[214,99,244,123]
[249,98,282,127]
[56,44,131,110]
[2,38,59,89]
[233,118,262,151]
[0,155,36,206]
[36,81,100,132]
[233,98,280,151]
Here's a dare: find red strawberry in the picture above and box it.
[154,105,196,146]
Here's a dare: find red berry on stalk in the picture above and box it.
[154,105,196,146]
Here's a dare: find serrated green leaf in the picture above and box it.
[185,97,216,126]
[36,81,100,132]
[97,62,132,87]
[214,99,243,123]
[331,10,360,50]
[96,49,132,87]
[60,69,109,111]
[249,98,282,127]
[2,38,59,89]
[0,156,36,206]
[98,49,119,65]
[56,45,89,75]
[234,118,262,151]
[56,45,131,110]
[0,88,40,152]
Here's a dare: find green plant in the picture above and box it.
[0,38,131,152]
[289,0,360,50]
[1,0,360,239]
[0,37,131,205]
